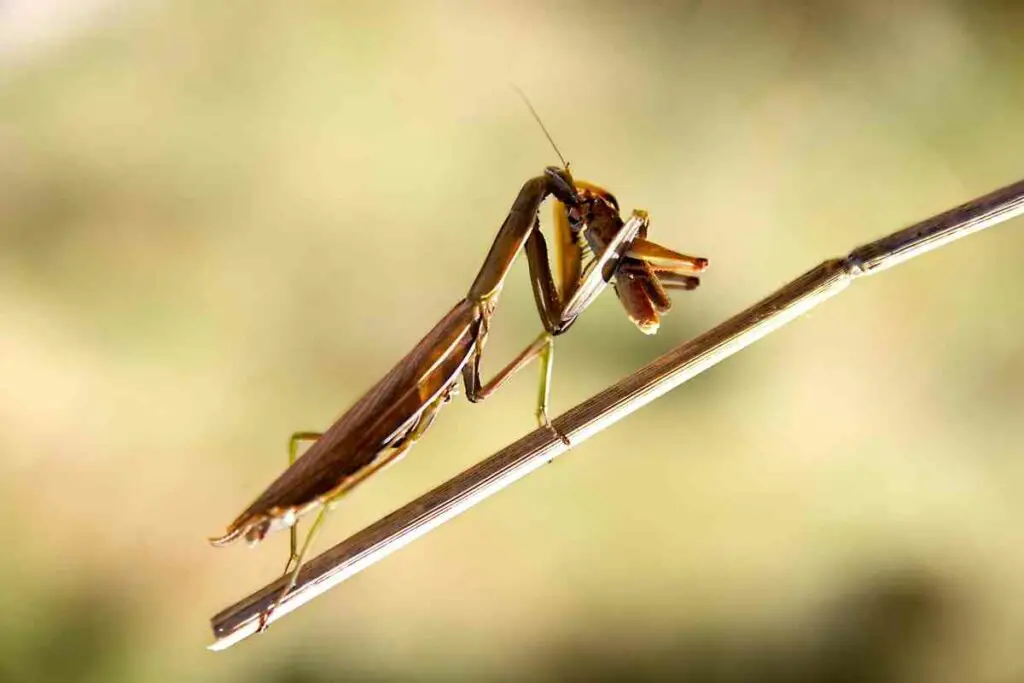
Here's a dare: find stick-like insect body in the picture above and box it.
[211,160,707,630]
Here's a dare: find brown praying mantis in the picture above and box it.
[210,133,708,630]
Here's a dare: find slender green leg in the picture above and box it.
[465,331,551,401]
[534,339,570,447]
[285,432,322,574]
[534,335,554,428]
[462,330,570,446]
[258,503,329,632]
[258,399,446,632]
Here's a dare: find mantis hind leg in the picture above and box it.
[257,397,448,632]
[284,432,322,574]
[258,503,328,633]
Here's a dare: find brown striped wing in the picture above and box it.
[223,299,479,538]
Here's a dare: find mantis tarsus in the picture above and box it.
[210,163,708,630]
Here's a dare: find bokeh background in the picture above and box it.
[3,1,1024,681]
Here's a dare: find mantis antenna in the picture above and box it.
[512,85,569,170]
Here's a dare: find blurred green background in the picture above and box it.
[2,1,1023,681]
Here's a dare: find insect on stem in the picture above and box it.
[210,175,1024,651]
[209,93,704,640]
